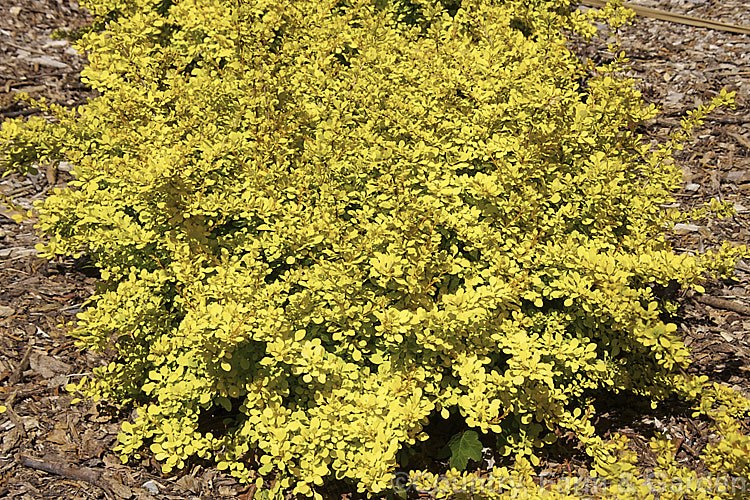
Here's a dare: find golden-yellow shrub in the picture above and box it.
[2,0,748,498]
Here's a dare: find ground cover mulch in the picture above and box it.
[1,0,749,498]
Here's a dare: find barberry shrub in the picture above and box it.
[2,0,749,497]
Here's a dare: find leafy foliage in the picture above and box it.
[1,0,749,498]
[447,430,483,470]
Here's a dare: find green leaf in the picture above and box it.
[447,430,483,471]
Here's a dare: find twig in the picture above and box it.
[728,132,750,151]
[580,0,750,35]
[703,116,749,125]
[695,295,750,316]
[0,107,40,118]
[0,386,48,401]
[8,342,34,385]
[18,456,116,498]
[0,394,26,454]
[656,111,746,124]
[2,40,47,55]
